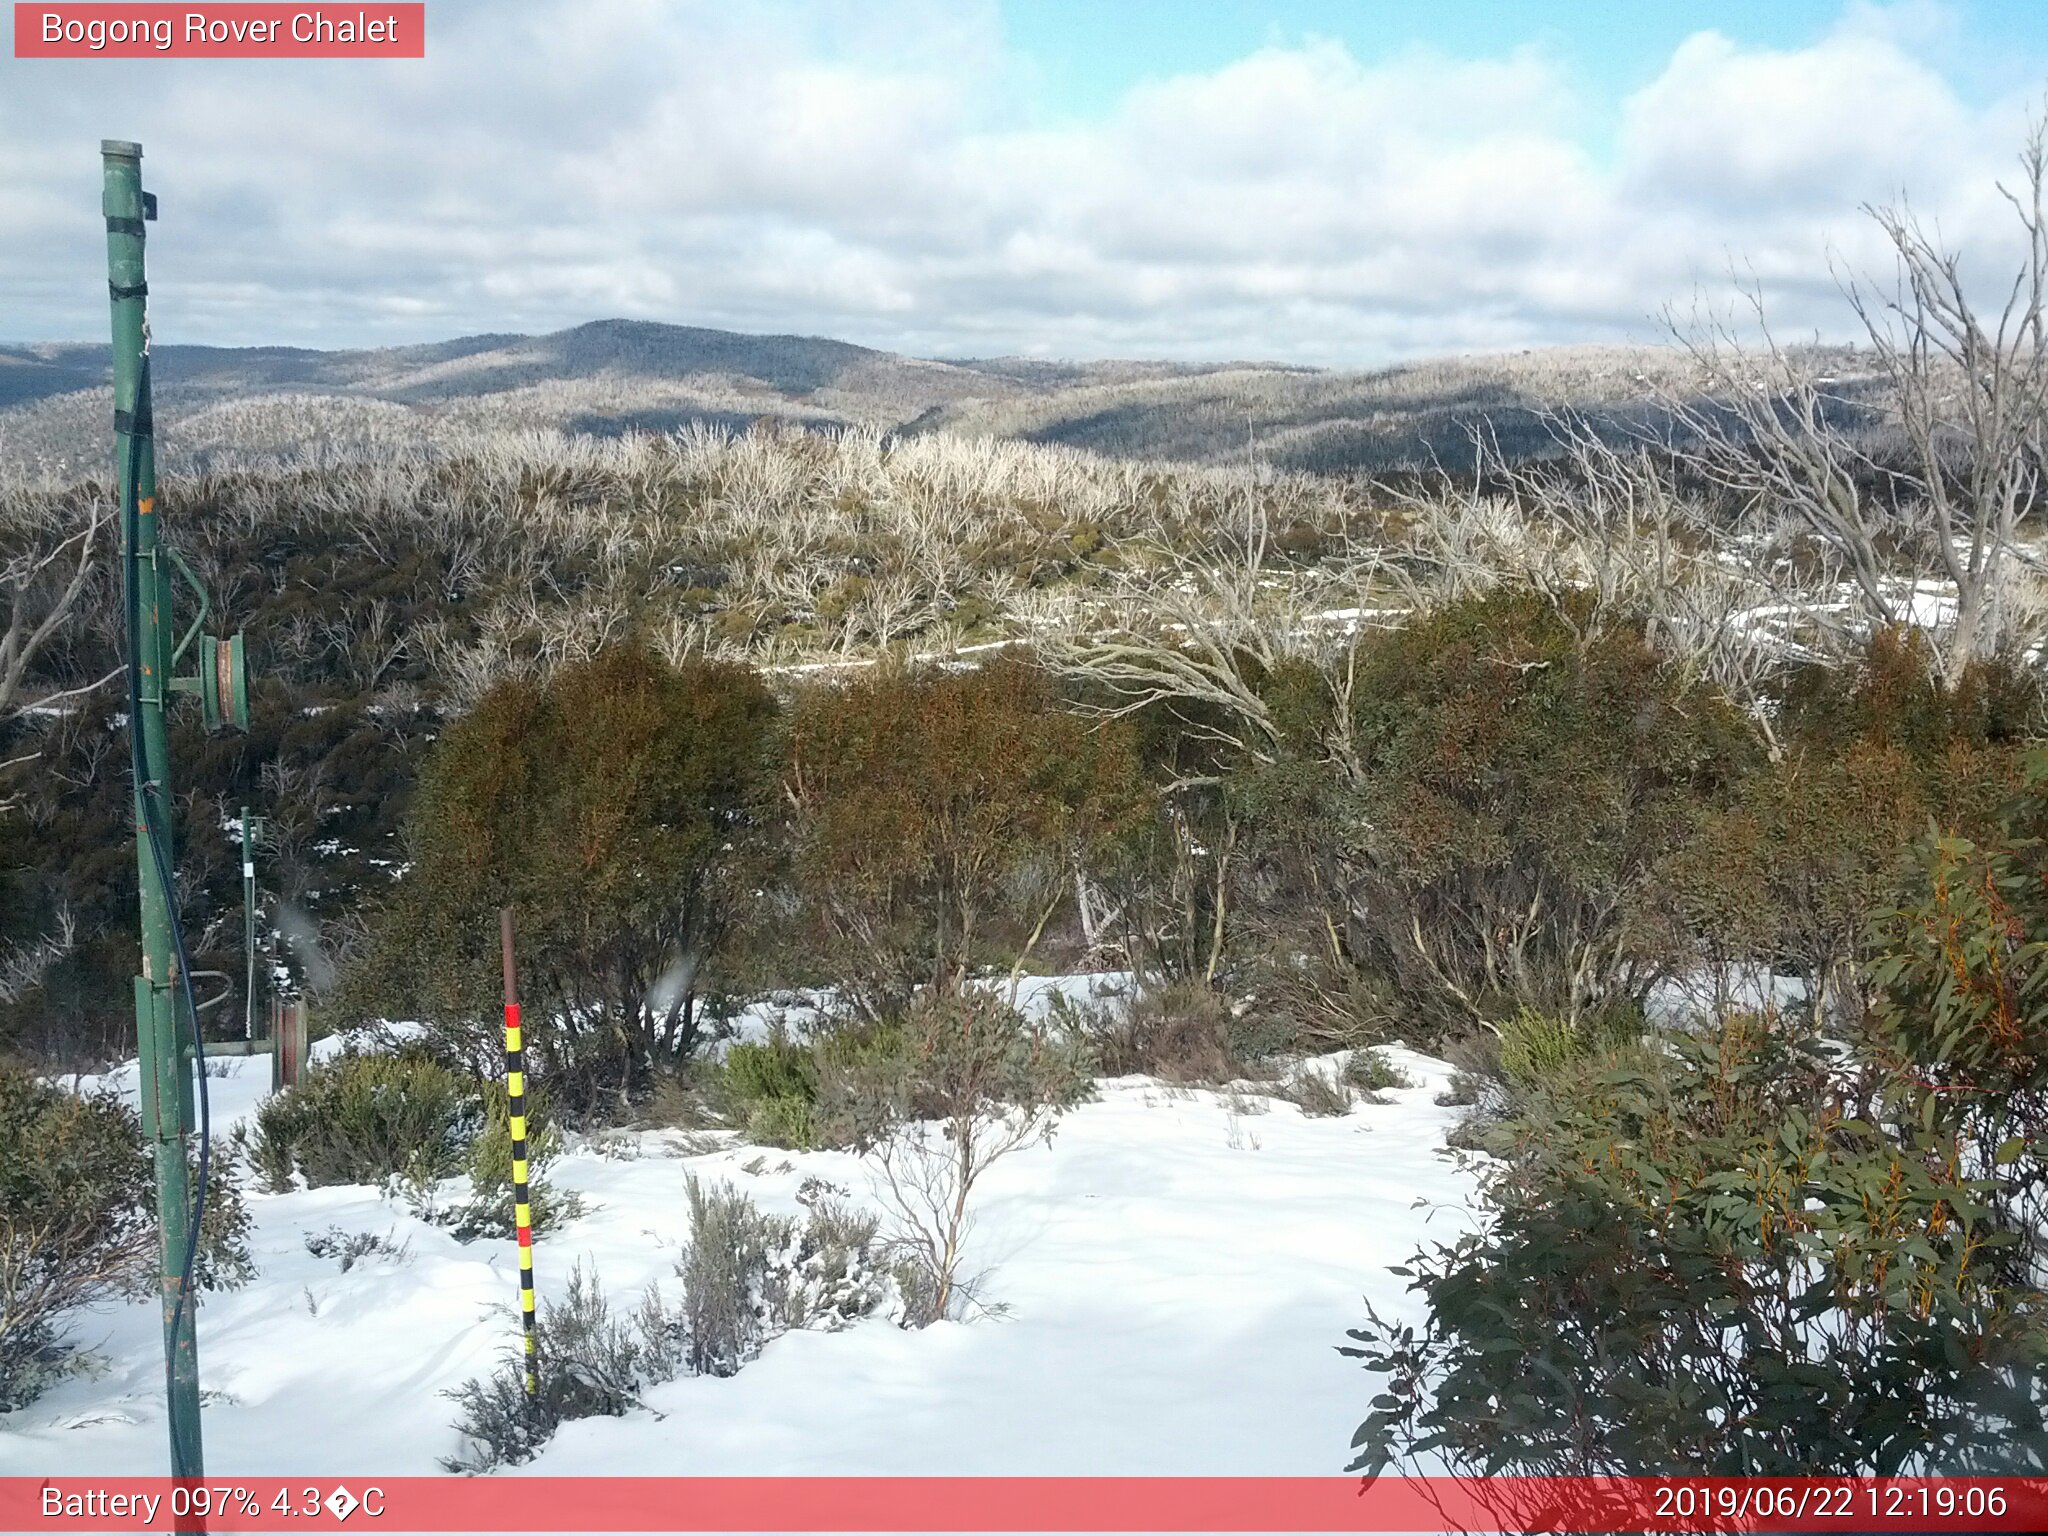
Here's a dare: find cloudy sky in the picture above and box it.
[3,0,2047,364]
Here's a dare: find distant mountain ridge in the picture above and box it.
[0,319,1233,412]
[0,317,1840,480]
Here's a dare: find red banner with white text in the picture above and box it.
[13,5,424,58]
[5,1476,2048,1533]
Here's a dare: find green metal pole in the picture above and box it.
[242,806,256,1042]
[104,137,205,1487]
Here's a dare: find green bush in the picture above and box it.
[1,1066,151,1409]
[1491,1005,1642,1090]
[192,1143,257,1293]
[443,1263,652,1473]
[1251,589,1760,1045]
[1345,1011,2048,1477]
[246,1047,481,1191]
[716,1033,820,1148]
[342,647,782,1121]
[1864,746,2048,1302]
[1341,1048,1411,1096]
[440,1086,580,1242]
[712,1019,921,1151]
[1869,748,2048,1103]
[1494,1008,1580,1085]
[246,1046,572,1240]
[2,1063,253,1410]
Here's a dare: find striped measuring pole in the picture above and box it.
[499,908,539,1400]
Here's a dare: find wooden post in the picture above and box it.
[270,997,308,1093]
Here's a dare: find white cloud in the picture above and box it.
[0,0,2039,362]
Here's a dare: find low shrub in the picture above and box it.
[1341,1049,1410,1097]
[246,1047,480,1191]
[0,1066,151,1410]
[443,1263,653,1473]
[2,1064,253,1411]
[712,1018,920,1151]
[1344,1011,2048,1478]
[192,1144,257,1294]
[834,990,1092,1320]
[445,1182,891,1470]
[1278,1067,1351,1117]
[716,1033,819,1148]
[1091,981,1245,1083]
[678,1175,887,1376]
[437,1088,581,1242]
[1495,1007,1621,1087]
[303,1226,413,1273]
[247,1045,573,1241]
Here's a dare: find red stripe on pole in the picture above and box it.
[516,1224,533,1245]
[14,5,426,58]
[6,1477,2048,1532]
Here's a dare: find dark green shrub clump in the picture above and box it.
[1346,1014,2048,1476]
[1341,1048,1410,1098]
[340,646,782,1122]
[716,1032,820,1148]
[1348,975,2048,1479]
[245,1045,572,1239]
[246,1047,481,1191]
[443,1092,579,1241]
[712,1018,918,1151]
[1241,589,1759,1048]
[0,1066,151,1409]
[2,1063,253,1410]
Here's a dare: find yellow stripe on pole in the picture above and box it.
[507,1070,524,1098]
[512,1158,530,1184]
[505,1026,522,1052]
[509,1115,526,1141]
[515,1201,532,1229]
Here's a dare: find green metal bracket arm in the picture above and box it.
[165,546,210,667]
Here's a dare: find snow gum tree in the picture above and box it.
[341,646,780,1118]
[781,655,1150,1017]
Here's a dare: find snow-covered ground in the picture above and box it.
[0,1009,1474,1478]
